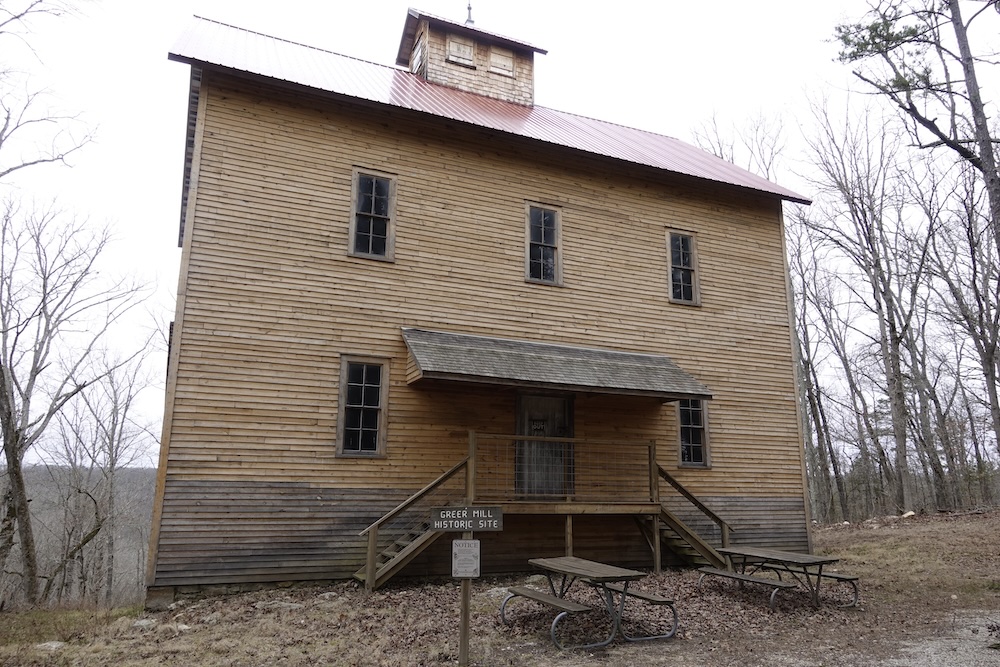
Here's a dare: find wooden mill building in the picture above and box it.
[146,9,812,602]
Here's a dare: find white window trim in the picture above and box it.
[336,355,391,458]
[666,228,700,306]
[348,167,397,262]
[677,398,710,468]
[524,202,563,286]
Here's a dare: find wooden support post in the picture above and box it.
[365,528,377,593]
[459,530,472,666]
[467,431,477,504]
[461,432,476,666]
[652,515,662,574]
[649,440,659,504]
[565,515,573,556]
[649,441,661,573]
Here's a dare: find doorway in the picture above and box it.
[516,395,574,496]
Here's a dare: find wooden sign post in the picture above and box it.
[432,506,503,666]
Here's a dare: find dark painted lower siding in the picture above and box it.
[664,495,810,551]
[153,479,808,588]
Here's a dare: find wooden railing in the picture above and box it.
[470,432,659,503]
[658,464,733,548]
[358,457,468,591]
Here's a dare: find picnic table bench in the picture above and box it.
[500,586,593,649]
[706,546,860,608]
[759,564,860,607]
[500,556,678,649]
[697,566,797,609]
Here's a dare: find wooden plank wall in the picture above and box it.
[149,70,809,588]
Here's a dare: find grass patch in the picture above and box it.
[0,605,141,646]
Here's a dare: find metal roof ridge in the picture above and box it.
[186,14,407,74]
[405,7,547,53]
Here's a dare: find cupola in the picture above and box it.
[396,8,546,106]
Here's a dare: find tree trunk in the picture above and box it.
[948,0,1000,255]
[1,433,39,603]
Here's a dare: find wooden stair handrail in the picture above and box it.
[657,464,733,546]
[359,457,469,537]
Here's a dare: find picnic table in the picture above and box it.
[703,546,858,608]
[500,555,678,649]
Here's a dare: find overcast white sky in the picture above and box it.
[16,0,878,280]
[6,0,880,453]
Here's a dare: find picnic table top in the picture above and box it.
[717,546,839,567]
[528,556,647,583]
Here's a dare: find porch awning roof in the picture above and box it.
[401,328,712,400]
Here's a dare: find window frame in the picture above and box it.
[667,229,700,305]
[677,398,709,468]
[446,35,476,68]
[336,355,390,458]
[488,46,515,77]
[524,202,563,286]
[348,168,397,262]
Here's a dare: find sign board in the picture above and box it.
[452,539,481,578]
[431,506,503,532]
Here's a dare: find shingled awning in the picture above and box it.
[401,328,711,401]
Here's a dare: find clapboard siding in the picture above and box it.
[148,69,809,588]
[666,496,810,551]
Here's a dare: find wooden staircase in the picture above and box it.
[637,507,727,569]
[353,520,444,589]
[356,457,468,591]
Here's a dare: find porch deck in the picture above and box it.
[356,432,733,589]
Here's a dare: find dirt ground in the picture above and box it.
[2,510,999,666]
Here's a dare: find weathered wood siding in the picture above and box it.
[148,69,808,588]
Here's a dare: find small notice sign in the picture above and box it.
[431,506,503,532]
[452,539,481,578]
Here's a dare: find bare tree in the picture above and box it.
[0,0,88,181]
[802,101,934,513]
[0,202,146,603]
[836,0,1000,260]
[692,111,786,181]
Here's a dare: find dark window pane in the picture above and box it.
[530,207,542,227]
[361,430,378,451]
[373,177,389,198]
[541,247,555,280]
[373,194,389,217]
[345,408,361,429]
[356,216,372,235]
[363,385,380,407]
[347,384,363,406]
[370,235,386,256]
[348,363,365,384]
[358,175,374,197]
[344,431,361,451]
[530,221,543,243]
[365,365,381,384]
[361,408,378,429]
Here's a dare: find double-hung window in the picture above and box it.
[350,169,396,261]
[338,357,389,456]
[526,204,561,285]
[668,230,698,304]
[679,399,708,466]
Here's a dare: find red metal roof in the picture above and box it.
[169,16,810,205]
